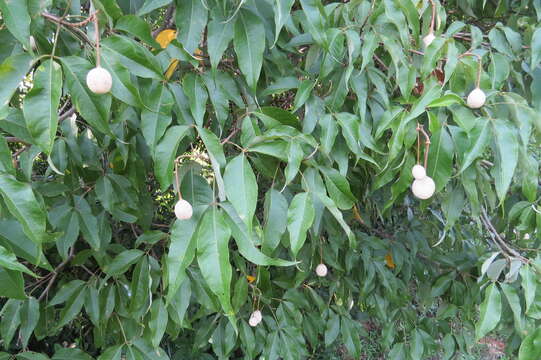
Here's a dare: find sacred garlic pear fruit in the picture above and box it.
[249,310,262,327]
[86,67,112,94]
[412,176,436,200]
[316,263,328,277]
[423,32,436,47]
[411,164,427,180]
[174,199,193,220]
[467,87,486,109]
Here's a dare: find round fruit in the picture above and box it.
[411,176,436,200]
[249,310,262,327]
[316,263,328,277]
[174,199,193,220]
[411,164,427,180]
[423,32,435,47]
[467,87,486,109]
[86,67,112,94]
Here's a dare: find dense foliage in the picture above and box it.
[0,0,541,358]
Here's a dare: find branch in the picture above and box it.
[480,207,529,263]
[41,12,93,46]
[38,246,75,302]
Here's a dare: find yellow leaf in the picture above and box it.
[164,59,179,80]
[385,252,395,269]
[155,29,177,49]
[246,275,256,283]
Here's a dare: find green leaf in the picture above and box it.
[149,299,168,348]
[60,56,111,135]
[262,189,288,253]
[99,54,142,107]
[475,283,501,341]
[0,0,31,48]
[300,0,327,46]
[101,35,163,79]
[521,266,537,314]
[0,245,36,276]
[116,15,160,48]
[273,0,295,46]
[154,125,190,191]
[234,9,265,92]
[103,249,144,276]
[458,118,490,173]
[0,218,49,269]
[19,298,39,348]
[519,327,541,360]
[0,53,33,109]
[319,114,338,154]
[532,28,541,70]
[48,280,85,306]
[224,154,258,229]
[500,283,524,333]
[320,167,356,210]
[284,141,304,187]
[342,317,362,358]
[287,192,315,257]
[492,119,519,203]
[427,126,454,192]
[166,216,198,304]
[0,299,21,347]
[183,73,208,127]
[17,352,50,360]
[175,0,208,55]
[325,311,340,346]
[56,287,86,328]
[410,329,424,360]
[129,255,150,314]
[98,345,122,360]
[428,94,464,107]
[196,207,233,316]
[52,348,93,360]
[422,37,446,76]
[207,18,234,69]
[23,60,63,154]
[0,172,46,244]
[314,190,356,249]
[0,268,25,299]
[84,285,100,326]
[258,106,300,130]
[221,202,296,266]
[141,85,174,155]
[198,127,226,168]
[293,79,316,111]
[137,0,171,15]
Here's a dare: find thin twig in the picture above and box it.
[41,11,96,28]
[220,127,240,145]
[41,12,94,45]
[93,12,101,67]
[59,107,76,122]
[38,247,75,301]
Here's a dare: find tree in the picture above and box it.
[0,0,540,358]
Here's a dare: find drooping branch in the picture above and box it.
[480,207,529,264]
